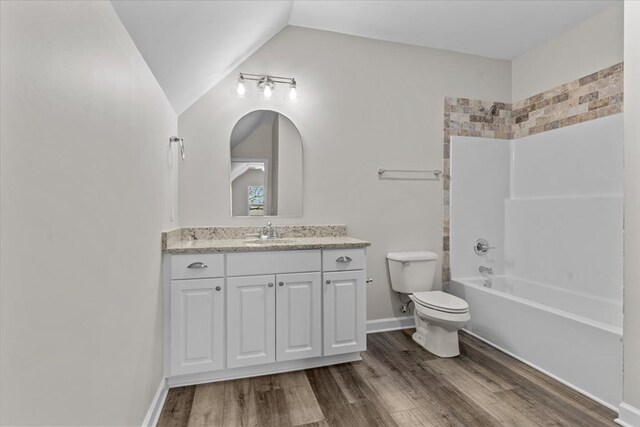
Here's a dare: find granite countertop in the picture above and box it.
[164,236,370,254]
[162,225,370,254]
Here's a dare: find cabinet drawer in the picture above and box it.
[227,250,321,277]
[170,253,225,280]
[322,248,366,272]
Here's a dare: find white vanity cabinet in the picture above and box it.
[225,250,322,368]
[322,249,367,356]
[226,271,322,368]
[276,272,322,361]
[226,275,276,368]
[165,247,367,385]
[323,271,367,355]
[169,254,225,376]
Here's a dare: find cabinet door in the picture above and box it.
[276,272,322,361]
[323,270,367,356]
[170,278,224,376]
[227,275,276,368]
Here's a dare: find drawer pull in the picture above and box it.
[268,282,274,288]
[366,278,374,283]
[279,282,284,287]
[187,262,208,269]
[336,256,352,263]
[326,280,331,285]
[215,286,221,291]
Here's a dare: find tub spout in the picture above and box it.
[479,266,493,275]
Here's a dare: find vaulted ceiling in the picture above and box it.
[112,0,617,115]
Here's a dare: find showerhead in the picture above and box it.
[480,104,498,122]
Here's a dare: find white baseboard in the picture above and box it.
[367,316,415,334]
[616,403,640,427]
[142,378,168,427]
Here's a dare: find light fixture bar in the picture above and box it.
[239,73,295,84]
[236,73,299,101]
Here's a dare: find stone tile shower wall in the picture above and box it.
[512,63,623,138]
[442,62,624,284]
[442,99,512,283]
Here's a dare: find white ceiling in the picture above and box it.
[111,1,294,115]
[112,0,617,115]
[290,1,616,59]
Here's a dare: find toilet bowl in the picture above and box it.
[386,251,470,357]
[410,291,470,357]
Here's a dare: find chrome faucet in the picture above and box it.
[479,265,493,275]
[479,265,493,288]
[261,221,277,240]
[474,238,495,255]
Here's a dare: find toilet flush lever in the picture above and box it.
[474,238,495,256]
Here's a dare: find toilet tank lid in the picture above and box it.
[387,251,439,262]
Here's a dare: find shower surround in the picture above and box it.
[448,115,623,408]
[442,62,624,283]
[442,62,624,409]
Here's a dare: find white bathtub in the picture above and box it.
[449,275,623,409]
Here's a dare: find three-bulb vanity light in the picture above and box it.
[235,73,300,102]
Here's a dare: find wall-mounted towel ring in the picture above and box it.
[169,136,185,160]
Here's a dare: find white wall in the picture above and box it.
[622,0,640,419]
[178,25,511,320]
[512,2,623,101]
[450,137,510,278]
[0,2,178,425]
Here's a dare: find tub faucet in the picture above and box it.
[479,266,493,275]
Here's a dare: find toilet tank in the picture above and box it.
[387,251,439,294]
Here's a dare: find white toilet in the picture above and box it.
[387,251,470,357]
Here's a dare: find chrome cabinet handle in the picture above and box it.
[279,282,284,287]
[268,282,274,288]
[187,262,208,269]
[366,278,373,283]
[215,286,221,291]
[336,256,352,263]
[326,280,331,285]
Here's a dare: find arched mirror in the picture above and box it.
[230,110,302,217]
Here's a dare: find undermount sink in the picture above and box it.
[244,238,294,246]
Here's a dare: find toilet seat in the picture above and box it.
[412,291,469,314]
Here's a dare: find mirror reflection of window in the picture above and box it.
[229,110,302,217]
[248,185,265,216]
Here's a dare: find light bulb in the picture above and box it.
[288,86,298,101]
[236,80,246,96]
[263,84,272,98]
